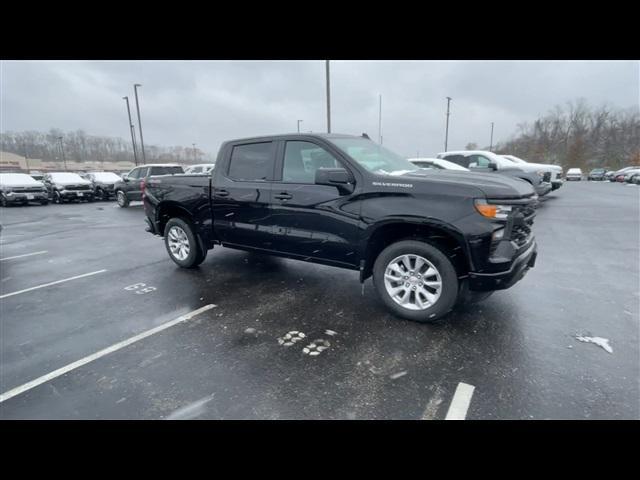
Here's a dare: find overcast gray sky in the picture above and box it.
[1,60,638,157]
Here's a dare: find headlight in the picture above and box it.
[536,170,546,178]
[474,199,512,219]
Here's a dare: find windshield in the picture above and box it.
[90,172,121,182]
[0,173,40,185]
[49,172,86,183]
[329,137,418,176]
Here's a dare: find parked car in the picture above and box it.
[184,163,216,175]
[612,166,640,182]
[0,173,49,206]
[114,164,184,208]
[43,172,94,203]
[408,158,469,171]
[623,168,640,183]
[587,168,607,181]
[436,150,552,197]
[565,168,583,181]
[86,171,123,200]
[604,170,616,181]
[631,173,640,185]
[143,133,538,323]
[501,154,564,191]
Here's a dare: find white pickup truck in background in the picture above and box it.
[501,155,564,191]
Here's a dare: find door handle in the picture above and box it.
[215,189,229,197]
[274,192,292,200]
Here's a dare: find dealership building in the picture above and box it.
[0,151,135,173]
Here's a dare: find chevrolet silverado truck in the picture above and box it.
[143,134,538,323]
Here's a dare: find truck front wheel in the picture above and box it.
[164,218,207,268]
[372,240,458,323]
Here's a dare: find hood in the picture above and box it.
[391,169,536,199]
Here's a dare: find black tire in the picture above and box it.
[163,217,207,268]
[116,190,129,208]
[372,240,459,323]
[95,188,105,201]
[40,200,49,206]
[1,195,8,207]
[53,191,62,204]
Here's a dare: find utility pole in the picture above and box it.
[297,119,303,133]
[58,136,67,171]
[133,84,146,164]
[325,60,331,133]
[192,143,197,163]
[23,142,30,171]
[378,94,382,144]
[444,97,452,152]
[489,122,495,151]
[123,96,139,166]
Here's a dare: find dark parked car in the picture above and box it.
[114,164,184,208]
[86,171,123,200]
[436,150,551,197]
[143,133,538,323]
[43,172,94,203]
[0,173,49,206]
[588,168,607,181]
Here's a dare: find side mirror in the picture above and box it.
[121,174,129,181]
[488,162,498,171]
[315,168,354,194]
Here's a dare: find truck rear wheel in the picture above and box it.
[372,240,458,323]
[164,218,207,268]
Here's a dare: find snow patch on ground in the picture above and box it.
[575,335,613,354]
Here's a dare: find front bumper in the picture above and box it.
[468,240,537,291]
[535,182,552,196]
[4,191,49,203]
[58,190,94,200]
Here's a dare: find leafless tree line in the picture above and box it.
[0,128,215,165]
[493,99,640,170]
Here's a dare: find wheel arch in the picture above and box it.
[360,218,471,283]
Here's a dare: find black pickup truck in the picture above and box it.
[143,133,538,322]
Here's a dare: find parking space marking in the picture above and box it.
[0,304,216,404]
[0,269,107,299]
[0,251,48,261]
[444,382,476,420]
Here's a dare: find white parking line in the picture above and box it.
[0,250,48,261]
[445,382,476,420]
[0,269,107,299]
[0,304,216,404]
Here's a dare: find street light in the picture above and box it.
[444,97,452,152]
[58,136,67,171]
[123,96,139,166]
[297,120,303,133]
[133,84,147,164]
[378,94,382,144]
[325,60,331,133]
[192,143,197,162]
[489,122,495,151]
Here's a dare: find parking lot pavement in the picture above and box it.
[0,183,638,420]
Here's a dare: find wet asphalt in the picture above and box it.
[0,181,638,420]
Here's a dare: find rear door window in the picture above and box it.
[150,166,183,176]
[442,155,469,168]
[227,142,275,181]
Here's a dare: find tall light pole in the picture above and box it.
[58,136,67,171]
[444,97,452,152]
[489,122,495,151]
[133,84,146,164]
[378,94,383,144]
[23,142,30,171]
[192,143,197,162]
[325,60,331,133]
[123,96,139,166]
[297,119,303,133]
